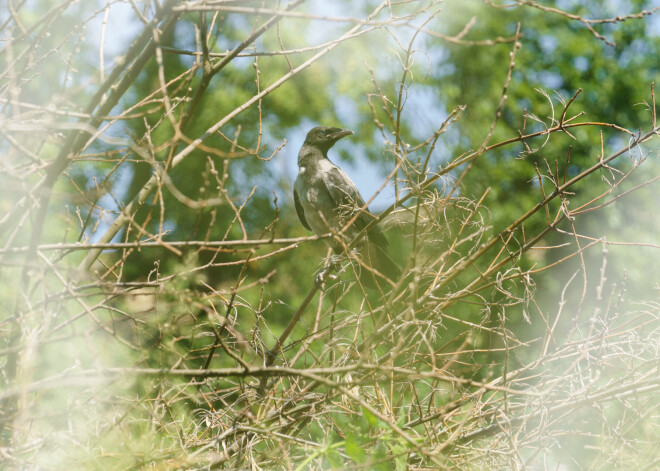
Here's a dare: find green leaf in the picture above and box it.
[325,447,344,469]
[362,405,380,429]
[345,433,367,464]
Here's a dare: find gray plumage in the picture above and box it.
[293,126,399,287]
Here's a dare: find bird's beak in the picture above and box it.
[329,128,354,141]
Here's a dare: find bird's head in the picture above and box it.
[303,126,353,153]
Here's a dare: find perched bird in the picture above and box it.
[293,126,400,289]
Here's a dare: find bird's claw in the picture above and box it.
[314,272,325,290]
[314,258,342,290]
[314,271,335,290]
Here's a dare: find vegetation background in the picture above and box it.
[1,0,660,469]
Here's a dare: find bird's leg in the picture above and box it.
[314,255,343,290]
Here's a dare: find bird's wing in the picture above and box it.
[293,187,311,231]
[323,166,388,248]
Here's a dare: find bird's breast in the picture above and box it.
[295,172,340,237]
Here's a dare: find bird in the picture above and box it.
[293,126,400,289]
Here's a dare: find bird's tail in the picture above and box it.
[355,242,401,290]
